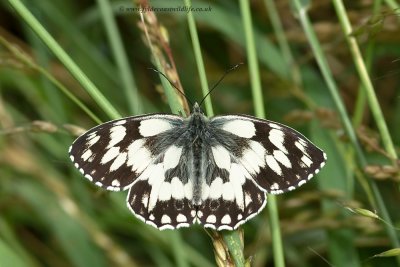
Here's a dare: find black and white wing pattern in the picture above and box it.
[69,103,326,231]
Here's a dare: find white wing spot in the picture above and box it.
[201,182,210,202]
[250,141,266,160]
[87,135,100,146]
[149,214,155,221]
[101,147,120,164]
[147,164,165,210]
[229,163,246,185]
[158,182,172,201]
[209,177,223,199]
[87,132,97,139]
[221,214,231,224]
[269,123,282,129]
[298,180,306,187]
[163,146,182,170]
[295,140,311,158]
[159,225,174,230]
[299,139,308,146]
[110,152,127,172]
[171,177,185,200]
[177,214,187,222]
[107,125,126,148]
[113,119,126,126]
[245,193,252,207]
[176,223,190,229]
[111,179,120,187]
[228,167,245,210]
[237,214,243,220]
[265,154,282,175]
[211,146,231,170]
[273,150,292,168]
[269,129,288,154]
[206,215,216,223]
[81,149,92,161]
[271,182,280,190]
[243,141,266,173]
[184,181,193,200]
[142,194,149,208]
[127,140,152,173]
[84,174,93,181]
[139,119,173,137]
[222,182,234,201]
[301,155,313,167]
[161,214,171,224]
[222,120,256,138]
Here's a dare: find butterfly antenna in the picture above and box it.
[199,63,244,107]
[148,68,193,106]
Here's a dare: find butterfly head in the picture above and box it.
[192,102,203,115]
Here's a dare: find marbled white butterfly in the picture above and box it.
[69,102,326,230]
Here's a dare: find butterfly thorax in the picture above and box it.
[185,103,211,206]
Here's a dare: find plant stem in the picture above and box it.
[239,1,285,267]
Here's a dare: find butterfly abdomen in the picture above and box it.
[186,113,210,206]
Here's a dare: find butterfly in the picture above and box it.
[69,102,326,230]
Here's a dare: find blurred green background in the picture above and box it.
[1,0,400,266]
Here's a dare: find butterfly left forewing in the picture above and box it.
[69,114,184,191]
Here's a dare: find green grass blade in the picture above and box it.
[312,120,361,267]
[332,0,397,161]
[239,1,285,267]
[384,0,399,9]
[292,0,400,262]
[97,0,141,115]
[184,0,213,116]
[0,36,102,124]
[0,238,30,267]
[7,0,121,120]
[352,0,382,127]
[263,0,301,85]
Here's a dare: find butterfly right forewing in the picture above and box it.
[209,115,327,194]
